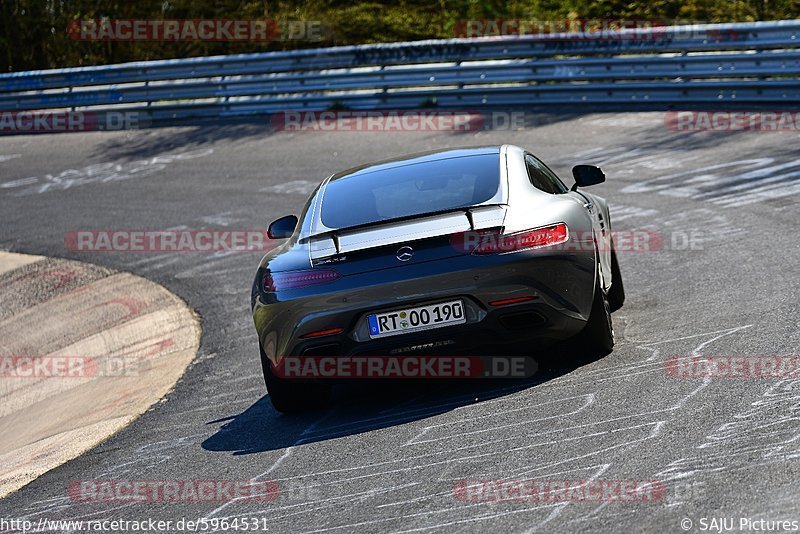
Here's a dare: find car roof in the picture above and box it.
[329,146,502,182]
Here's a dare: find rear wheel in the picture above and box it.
[607,249,625,312]
[260,345,329,413]
[578,276,615,357]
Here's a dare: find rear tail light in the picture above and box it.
[489,296,538,306]
[470,223,569,255]
[300,328,344,339]
[263,269,340,292]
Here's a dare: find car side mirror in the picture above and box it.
[267,215,298,239]
[571,165,605,190]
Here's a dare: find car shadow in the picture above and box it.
[201,345,597,455]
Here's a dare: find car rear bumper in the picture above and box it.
[253,250,595,365]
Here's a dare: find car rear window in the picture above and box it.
[320,154,500,229]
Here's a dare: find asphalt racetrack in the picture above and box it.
[1,112,798,532]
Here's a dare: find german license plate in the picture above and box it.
[367,300,465,339]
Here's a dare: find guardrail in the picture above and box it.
[1,19,799,123]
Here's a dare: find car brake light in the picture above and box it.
[471,223,569,255]
[489,296,538,306]
[301,328,344,339]
[263,269,340,291]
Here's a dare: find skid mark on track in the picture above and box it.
[622,325,754,362]
[0,149,213,196]
[3,316,768,532]
[609,205,746,245]
[638,325,800,516]
[403,394,595,446]
[260,180,318,195]
[654,378,800,491]
[175,323,761,532]
[8,432,209,523]
[199,411,335,521]
[63,208,264,282]
[608,204,658,222]
[573,146,800,208]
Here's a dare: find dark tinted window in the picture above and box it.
[320,154,500,229]
[525,154,569,194]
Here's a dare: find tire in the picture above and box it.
[259,345,329,413]
[578,276,615,357]
[607,249,625,312]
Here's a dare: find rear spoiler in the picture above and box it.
[306,205,506,260]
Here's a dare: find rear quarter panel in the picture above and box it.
[504,145,598,314]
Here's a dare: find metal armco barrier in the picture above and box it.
[1,20,799,123]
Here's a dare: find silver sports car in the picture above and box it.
[252,145,624,412]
